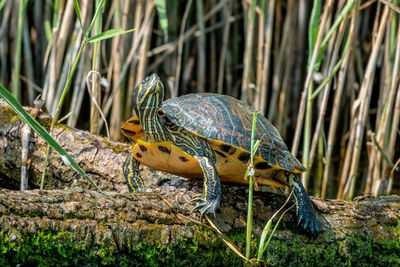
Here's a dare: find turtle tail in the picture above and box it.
[287,172,320,235]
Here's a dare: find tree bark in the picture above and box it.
[0,101,399,265]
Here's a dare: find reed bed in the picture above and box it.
[0,0,399,199]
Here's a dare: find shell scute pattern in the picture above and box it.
[161,93,306,172]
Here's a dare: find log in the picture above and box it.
[0,101,399,266]
[0,100,131,191]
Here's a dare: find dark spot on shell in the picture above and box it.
[135,153,142,158]
[220,144,231,152]
[220,144,236,155]
[131,120,140,125]
[158,145,171,154]
[179,156,189,162]
[238,152,251,163]
[255,162,271,170]
[215,150,227,158]
[139,145,147,152]
[219,144,232,152]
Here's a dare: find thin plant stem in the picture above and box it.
[175,0,193,96]
[90,0,103,135]
[241,0,257,103]
[12,0,27,100]
[196,0,206,93]
[245,112,258,260]
[217,2,232,94]
[345,6,390,200]
[322,2,358,198]
[292,0,334,156]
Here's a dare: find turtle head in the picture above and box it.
[132,73,164,112]
[131,74,170,142]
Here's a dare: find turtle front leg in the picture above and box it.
[287,172,320,235]
[122,153,145,192]
[192,156,221,217]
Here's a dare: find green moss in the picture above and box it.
[0,229,242,267]
[0,106,21,128]
[264,236,400,266]
[1,229,399,267]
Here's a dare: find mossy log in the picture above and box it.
[0,101,399,266]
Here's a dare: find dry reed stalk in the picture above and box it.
[258,0,275,115]
[44,1,70,113]
[149,1,227,59]
[125,0,144,116]
[308,6,348,170]
[380,0,400,14]
[174,0,193,97]
[386,80,400,194]
[45,24,59,113]
[135,2,154,90]
[254,0,265,111]
[209,0,217,92]
[99,5,154,131]
[241,0,256,103]
[302,0,336,188]
[217,1,232,94]
[11,0,26,101]
[66,0,90,128]
[22,16,34,105]
[315,132,324,196]
[375,25,391,130]
[67,54,86,128]
[225,29,233,96]
[147,0,228,72]
[291,0,335,157]
[196,0,206,93]
[110,1,123,140]
[0,1,12,85]
[89,0,103,135]
[55,1,74,79]
[276,1,300,135]
[371,18,400,195]
[322,7,358,199]
[342,5,390,200]
[270,0,291,127]
[364,140,375,195]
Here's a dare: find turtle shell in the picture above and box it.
[160,93,305,173]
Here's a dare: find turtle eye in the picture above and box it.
[144,76,151,84]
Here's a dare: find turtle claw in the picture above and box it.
[191,194,204,204]
[192,195,220,219]
[297,212,320,236]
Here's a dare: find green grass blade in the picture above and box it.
[0,0,7,11]
[245,111,258,259]
[154,0,168,41]
[308,0,321,67]
[320,0,355,50]
[257,219,272,260]
[87,0,105,35]
[85,28,135,43]
[0,83,100,191]
[72,0,84,31]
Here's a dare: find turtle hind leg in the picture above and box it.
[122,153,145,192]
[287,172,320,235]
[192,156,221,217]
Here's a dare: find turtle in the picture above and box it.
[122,73,320,235]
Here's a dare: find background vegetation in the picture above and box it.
[0,0,399,200]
